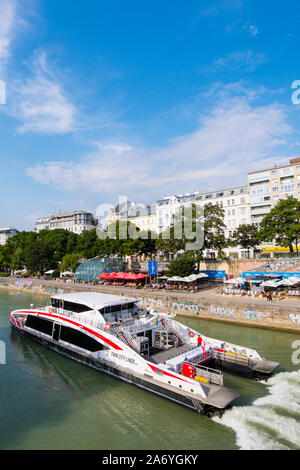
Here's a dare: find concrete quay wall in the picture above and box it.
[2,278,299,333]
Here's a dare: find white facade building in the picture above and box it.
[106,202,158,234]
[156,186,250,258]
[0,228,19,245]
[35,211,98,234]
[248,158,300,226]
[156,186,250,237]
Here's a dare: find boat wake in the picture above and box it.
[213,370,300,450]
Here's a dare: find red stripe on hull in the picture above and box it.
[14,311,123,351]
[147,363,191,384]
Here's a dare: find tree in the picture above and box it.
[203,203,226,257]
[259,196,300,252]
[167,251,196,277]
[39,229,79,263]
[24,239,55,274]
[231,224,260,257]
[5,231,38,272]
[156,202,226,259]
[76,229,99,259]
[60,252,81,273]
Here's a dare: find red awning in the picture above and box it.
[98,272,150,280]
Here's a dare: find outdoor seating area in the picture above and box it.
[96,271,210,292]
[219,274,300,300]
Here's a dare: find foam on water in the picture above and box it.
[213,370,300,450]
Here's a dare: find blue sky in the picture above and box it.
[1,0,300,229]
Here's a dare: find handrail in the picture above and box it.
[111,324,140,353]
[161,316,185,345]
[213,349,252,367]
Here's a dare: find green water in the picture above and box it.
[0,290,299,450]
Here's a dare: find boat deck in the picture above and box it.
[146,344,196,364]
[251,359,280,374]
[202,385,240,409]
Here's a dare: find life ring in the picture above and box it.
[189,330,195,338]
[49,308,53,314]
[105,322,111,331]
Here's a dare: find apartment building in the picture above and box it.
[156,186,250,237]
[248,158,300,226]
[0,228,19,245]
[156,186,250,258]
[35,211,98,234]
[106,201,158,233]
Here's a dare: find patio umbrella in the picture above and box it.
[135,273,150,279]
[280,277,300,286]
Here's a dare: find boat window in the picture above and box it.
[60,326,103,352]
[51,298,92,313]
[25,315,53,336]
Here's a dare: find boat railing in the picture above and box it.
[47,307,105,331]
[160,315,186,345]
[111,324,141,353]
[185,362,224,386]
[213,349,252,367]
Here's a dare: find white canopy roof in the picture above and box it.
[168,273,208,282]
[224,277,245,284]
[51,292,139,310]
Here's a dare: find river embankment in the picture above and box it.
[1,277,300,333]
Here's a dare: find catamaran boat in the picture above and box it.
[10,292,280,416]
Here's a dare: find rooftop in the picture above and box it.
[51,291,139,310]
[248,158,300,175]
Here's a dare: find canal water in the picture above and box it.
[0,289,299,450]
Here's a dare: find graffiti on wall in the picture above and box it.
[137,297,164,309]
[170,301,201,313]
[209,305,237,319]
[242,310,272,321]
[289,313,300,324]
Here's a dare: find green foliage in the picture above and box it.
[156,202,226,259]
[60,253,81,273]
[24,238,55,274]
[231,224,260,254]
[51,270,60,279]
[259,196,300,252]
[167,252,196,277]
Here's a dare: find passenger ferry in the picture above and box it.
[10,292,279,416]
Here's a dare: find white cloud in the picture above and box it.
[246,24,259,37]
[26,86,292,204]
[9,51,77,134]
[206,50,267,73]
[0,0,17,73]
